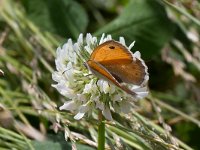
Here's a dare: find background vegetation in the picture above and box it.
[0,0,200,149]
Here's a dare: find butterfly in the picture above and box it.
[85,40,148,97]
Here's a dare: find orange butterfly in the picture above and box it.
[85,40,148,97]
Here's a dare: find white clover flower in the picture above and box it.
[52,33,149,120]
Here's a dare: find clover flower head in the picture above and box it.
[52,33,149,120]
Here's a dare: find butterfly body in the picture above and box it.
[85,40,148,96]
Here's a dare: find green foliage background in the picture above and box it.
[0,0,200,149]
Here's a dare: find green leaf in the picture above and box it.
[95,0,175,59]
[21,0,88,39]
[31,133,95,150]
[32,141,63,150]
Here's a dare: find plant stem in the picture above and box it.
[98,111,105,150]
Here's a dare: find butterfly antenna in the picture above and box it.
[62,67,73,74]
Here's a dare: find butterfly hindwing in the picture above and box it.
[86,60,137,96]
[102,58,146,85]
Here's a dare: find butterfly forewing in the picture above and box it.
[90,40,133,64]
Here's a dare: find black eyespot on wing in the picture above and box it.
[109,46,115,49]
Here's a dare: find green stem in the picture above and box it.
[98,111,105,150]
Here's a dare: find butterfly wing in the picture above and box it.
[102,58,146,85]
[90,40,132,64]
[86,60,137,97]
[90,40,147,85]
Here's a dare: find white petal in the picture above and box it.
[52,82,75,97]
[92,37,97,45]
[55,59,65,72]
[97,80,109,93]
[83,80,96,93]
[56,47,67,63]
[102,106,113,120]
[86,33,93,46]
[79,104,90,113]
[73,44,80,64]
[99,33,105,44]
[52,71,63,82]
[137,92,149,98]
[64,62,74,81]
[84,45,92,54]
[62,43,70,61]
[74,104,89,120]
[56,47,62,57]
[119,37,125,45]
[91,94,100,101]
[132,86,148,92]
[76,94,86,103]
[74,112,85,120]
[97,80,103,92]
[78,33,83,45]
[59,101,77,111]
[130,83,149,98]
[128,41,135,50]
[97,79,102,86]
[133,51,141,58]
[109,84,116,94]
[67,39,76,62]
[67,39,73,50]
[136,92,149,99]
[113,94,122,102]
[102,81,109,93]
[95,101,104,110]
[106,35,112,41]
